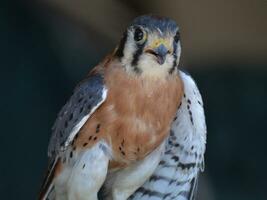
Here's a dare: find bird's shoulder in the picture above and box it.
[47,55,117,158]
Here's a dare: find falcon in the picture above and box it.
[39,15,206,200]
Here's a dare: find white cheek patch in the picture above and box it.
[138,53,175,78]
[121,32,137,73]
[122,40,135,65]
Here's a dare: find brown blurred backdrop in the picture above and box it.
[39,0,267,67]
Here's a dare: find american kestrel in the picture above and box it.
[39,15,206,200]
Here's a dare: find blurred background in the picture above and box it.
[0,0,266,199]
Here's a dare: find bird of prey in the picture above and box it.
[39,15,206,200]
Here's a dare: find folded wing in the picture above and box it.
[40,73,108,200]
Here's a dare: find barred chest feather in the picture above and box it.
[75,64,183,168]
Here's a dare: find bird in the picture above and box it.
[39,15,206,200]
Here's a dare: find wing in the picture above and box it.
[40,72,108,199]
[129,70,207,200]
[48,73,107,157]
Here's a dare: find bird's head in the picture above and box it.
[115,15,181,78]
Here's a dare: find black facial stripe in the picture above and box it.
[169,39,178,74]
[115,31,128,58]
[131,42,146,73]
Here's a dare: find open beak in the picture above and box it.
[145,41,170,65]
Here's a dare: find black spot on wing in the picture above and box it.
[171,155,179,162]
[186,97,194,125]
[177,162,196,170]
[178,101,182,109]
[95,123,101,133]
[69,151,73,158]
[48,74,106,157]
[149,175,186,187]
[133,187,171,199]
[83,143,88,147]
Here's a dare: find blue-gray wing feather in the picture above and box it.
[48,74,107,158]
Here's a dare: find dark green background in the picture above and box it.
[0,1,266,200]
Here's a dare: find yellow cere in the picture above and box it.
[150,38,171,49]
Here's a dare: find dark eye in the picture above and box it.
[134,27,144,42]
[174,32,180,43]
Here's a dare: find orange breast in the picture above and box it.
[74,64,183,169]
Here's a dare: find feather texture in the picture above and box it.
[39,73,108,200]
[48,74,107,157]
[129,70,207,200]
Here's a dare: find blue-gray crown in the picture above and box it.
[131,15,178,33]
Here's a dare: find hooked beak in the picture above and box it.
[145,43,170,65]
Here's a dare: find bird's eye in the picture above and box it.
[174,32,180,43]
[134,27,144,42]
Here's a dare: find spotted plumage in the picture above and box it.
[129,71,206,200]
[39,15,206,200]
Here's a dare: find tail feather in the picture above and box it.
[188,176,199,200]
[39,158,59,200]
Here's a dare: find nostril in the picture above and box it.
[146,49,159,57]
